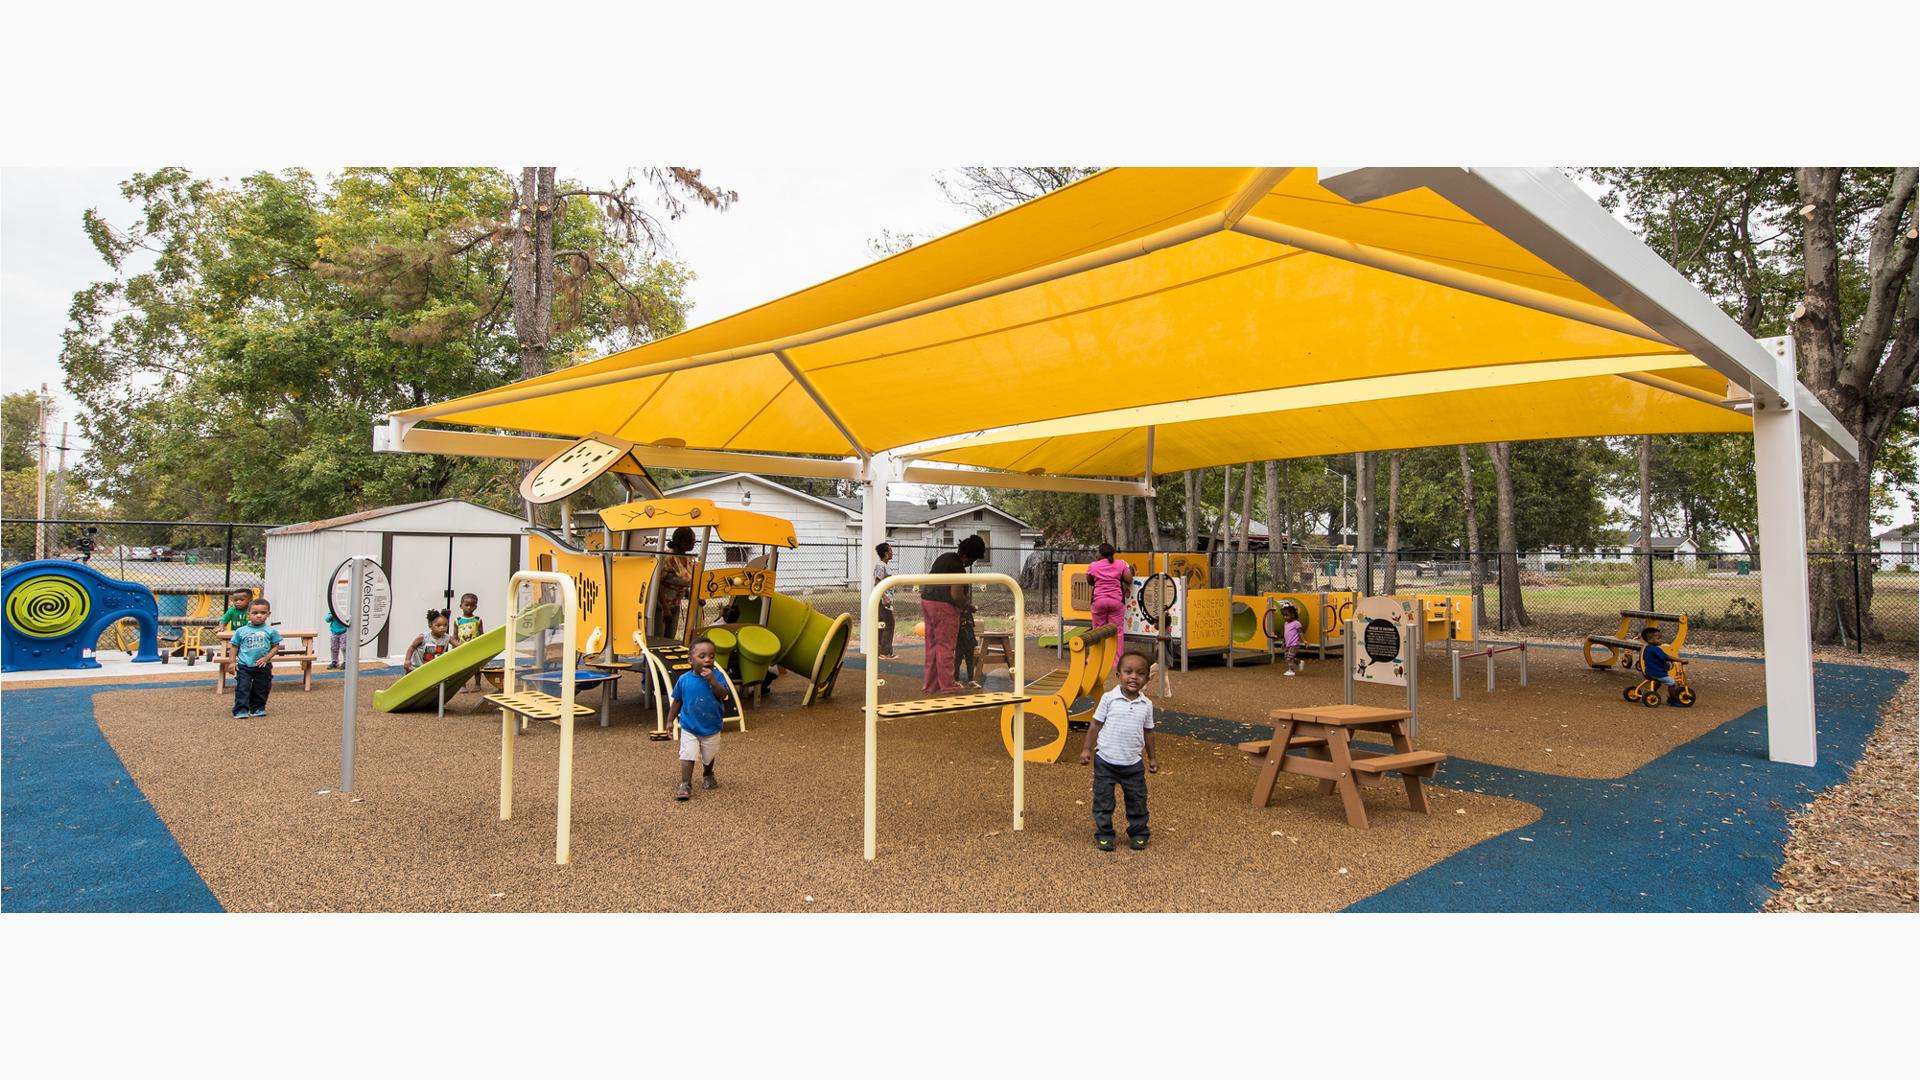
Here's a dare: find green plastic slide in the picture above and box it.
[373,602,567,713]
[372,624,507,712]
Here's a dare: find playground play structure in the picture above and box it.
[1586,608,1696,708]
[379,167,1859,775]
[1,559,162,672]
[377,434,850,737]
[484,572,590,864]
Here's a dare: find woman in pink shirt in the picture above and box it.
[1086,544,1133,670]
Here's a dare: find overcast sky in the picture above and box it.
[0,164,978,453]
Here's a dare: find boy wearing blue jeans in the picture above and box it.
[1078,649,1158,850]
[1639,625,1681,702]
[226,599,283,718]
[669,639,733,800]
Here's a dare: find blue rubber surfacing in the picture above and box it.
[2,659,1905,913]
[2,681,223,912]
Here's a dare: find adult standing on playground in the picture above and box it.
[656,526,698,640]
[921,534,984,694]
[873,542,898,660]
[1087,544,1133,670]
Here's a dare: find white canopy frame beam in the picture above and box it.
[375,420,861,482]
[1317,166,1859,462]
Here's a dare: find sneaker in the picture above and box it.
[675,782,692,801]
[702,773,718,790]
[1283,670,1296,677]
[1094,836,1115,852]
[250,709,268,717]
[1130,835,1149,851]
[966,680,983,690]
[232,710,247,719]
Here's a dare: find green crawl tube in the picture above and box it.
[1231,601,1258,644]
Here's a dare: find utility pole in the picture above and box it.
[34,384,49,559]
[53,422,70,521]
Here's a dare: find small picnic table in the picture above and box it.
[1242,704,1447,829]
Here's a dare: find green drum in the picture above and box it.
[736,624,781,685]
[702,626,738,671]
[762,592,816,668]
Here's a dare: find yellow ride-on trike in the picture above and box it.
[1622,657,1696,708]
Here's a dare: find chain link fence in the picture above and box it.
[773,540,1915,653]
[3,518,277,657]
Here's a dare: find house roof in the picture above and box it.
[1625,533,1690,548]
[1876,523,1917,540]
[821,495,1031,528]
[665,472,858,518]
[265,499,522,536]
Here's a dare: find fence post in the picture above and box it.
[224,524,235,589]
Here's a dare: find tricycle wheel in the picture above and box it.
[1675,687,1695,707]
[1623,685,1642,703]
[1641,690,1662,709]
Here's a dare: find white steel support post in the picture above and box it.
[858,453,895,654]
[1752,340,1818,766]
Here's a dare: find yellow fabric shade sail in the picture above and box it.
[396,167,1749,475]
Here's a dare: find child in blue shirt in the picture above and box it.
[669,638,734,801]
[325,606,350,670]
[226,598,283,719]
[1639,625,1681,702]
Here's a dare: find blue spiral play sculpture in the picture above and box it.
[1,560,162,672]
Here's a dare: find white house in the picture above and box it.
[1876,523,1918,570]
[663,473,1036,588]
[264,499,527,661]
[1590,534,1701,568]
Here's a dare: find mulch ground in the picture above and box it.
[92,669,1542,912]
[1764,647,1918,913]
[995,639,1761,779]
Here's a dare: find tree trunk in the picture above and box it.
[1264,460,1280,594]
[1212,464,1232,586]
[511,167,557,381]
[1183,471,1198,552]
[1638,436,1655,612]
[1796,167,1917,643]
[1383,451,1401,595]
[1143,482,1160,554]
[1460,445,1486,626]
[1233,464,1254,594]
[1354,452,1376,595]
[1487,441,1529,626]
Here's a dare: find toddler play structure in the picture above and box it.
[1001,623,1119,763]
[485,573,590,864]
[2,560,162,672]
[1584,609,1689,670]
[517,451,849,737]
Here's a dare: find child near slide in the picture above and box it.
[669,638,733,801]
[453,593,485,644]
[404,609,455,673]
[1086,544,1133,670]
[1078,649,1157,850]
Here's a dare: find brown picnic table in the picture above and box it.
[1240,704,1448,829]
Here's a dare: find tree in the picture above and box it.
[62,167,701,525]
[1795,168,1917,640]
[1383,451,1402,595]
[1458,445,1486,624]
[1585,167,1918,641]
[1487,441,1530,626]
[935,168,1099,217]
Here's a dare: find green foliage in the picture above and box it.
[60,168,694,524]
[2,391,48,474]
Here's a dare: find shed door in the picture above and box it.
[382,534,517,658]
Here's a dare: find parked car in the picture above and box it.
[128,546,154,560]
[152,545,178,561]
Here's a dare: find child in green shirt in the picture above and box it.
[219,588,256,631]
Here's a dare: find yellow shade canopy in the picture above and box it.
[393,167,1825,478]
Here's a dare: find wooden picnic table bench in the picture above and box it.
[1584,609,1688,671]
[214,629,319,692]
[1243,704,1448,829]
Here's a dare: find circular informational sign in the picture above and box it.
[1363,619,1401,662]
[328,557,392,647]
[1136,573,1177,623]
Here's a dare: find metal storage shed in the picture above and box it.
[264,500,526,660]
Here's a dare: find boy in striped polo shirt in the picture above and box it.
[1078,649,1157,851]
